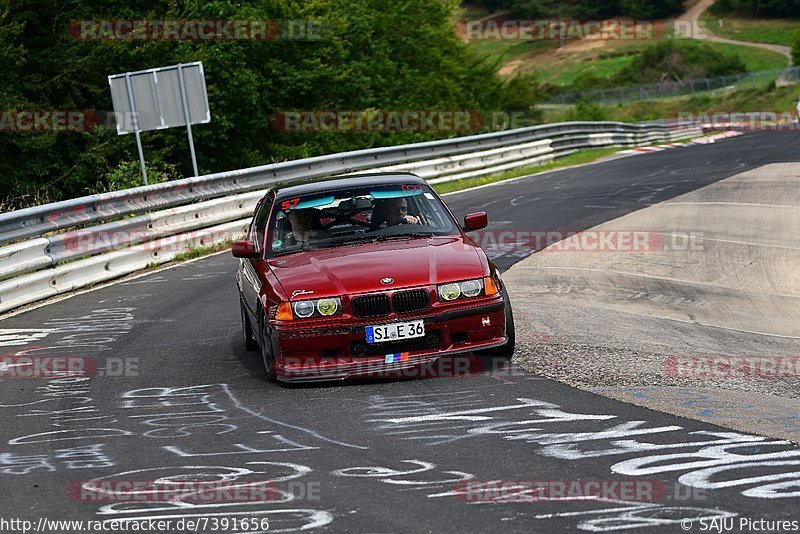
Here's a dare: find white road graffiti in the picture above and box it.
[366,392,800,503]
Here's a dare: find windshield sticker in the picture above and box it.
[281,196,336,212]
[281,198,300,211]
[371,189,423,199]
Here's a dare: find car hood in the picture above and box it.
[266,236,485,300]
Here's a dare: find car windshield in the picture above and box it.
[266,182,458,256]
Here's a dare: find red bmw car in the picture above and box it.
[233,173,515,382]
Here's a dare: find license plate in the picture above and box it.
[366,320,424,344]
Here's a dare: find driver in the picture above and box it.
[285,208,325,245]
[377,197,420,226]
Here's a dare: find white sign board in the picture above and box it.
[108,62,210,135]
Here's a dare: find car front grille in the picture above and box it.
[392,289,430,314]
[352,294,392,318]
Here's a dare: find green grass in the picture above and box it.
[702,41,789,70]
[535,40,787,89]
[542,84,800,124]
[172,240,232,262]
[700,14,800,47]
[468,39,553,65]
[433,148,622,195]
[533,51,639,86]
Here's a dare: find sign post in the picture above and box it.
[123,73,148,184]
[176,64,199,177]
[108,62,211,184]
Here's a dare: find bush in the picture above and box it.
[474,0,683,19]
[557,40,748,95]
[562,99,608,122]
[90,161,180,194]
[793,27,800,65]
[613,40,748,84]
[709,0,800,16]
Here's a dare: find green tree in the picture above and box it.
[470,0,683,19]
[0,0,539,208]
[710,0,800,16]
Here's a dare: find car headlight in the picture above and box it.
[290,297,343,319]
[461,279,482,298]
[438,278,497,301]
[317,298,339,316]
[438,283,461,301]
[293,300,316,318]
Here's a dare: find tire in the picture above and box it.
[258,311,277,382]
[495,287,516,360]
[241,300,259,351]
[477,286,515,360]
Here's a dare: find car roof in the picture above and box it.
[272,173,427,199]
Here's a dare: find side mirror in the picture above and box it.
[231,240,259,259]
[463,212,488,231]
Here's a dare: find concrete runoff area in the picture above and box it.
[506,162,800,442]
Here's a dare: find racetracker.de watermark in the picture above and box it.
[0,111,100,132]
[60,229,240,255]
[468,230,705,254]
[668,112,800,132]
[451,480,695,502]
[0,110,171,133]
[460,19,657,41]
[664,356,800,379]
[0,355,95,378]
[272,110,482,133]
[68,19,327,41]
[270,110,542,133]
[0,354,139,378]
[66,480,323,502]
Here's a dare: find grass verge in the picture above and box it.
[542,84,800,123]
[702,41,789,70]
[700,14,800,47]
[432,148,622,195]
[171,240,233,263]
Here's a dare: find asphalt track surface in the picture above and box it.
[1,132,799,533]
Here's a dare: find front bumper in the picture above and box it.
[270,299,507,382]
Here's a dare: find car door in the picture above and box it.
[240,196,272,322]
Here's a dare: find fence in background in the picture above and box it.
[547,66,800,105]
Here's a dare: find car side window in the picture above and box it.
[252,198,272,252]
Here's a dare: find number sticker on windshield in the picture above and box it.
[281,198,300,211]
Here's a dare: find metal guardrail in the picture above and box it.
[0,122,681,244]
[0,120,704,314]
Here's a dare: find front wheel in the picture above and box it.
[259,311,277,382]
[241,300,259,351]
[477,286,515,360]
[495,287,516,360]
